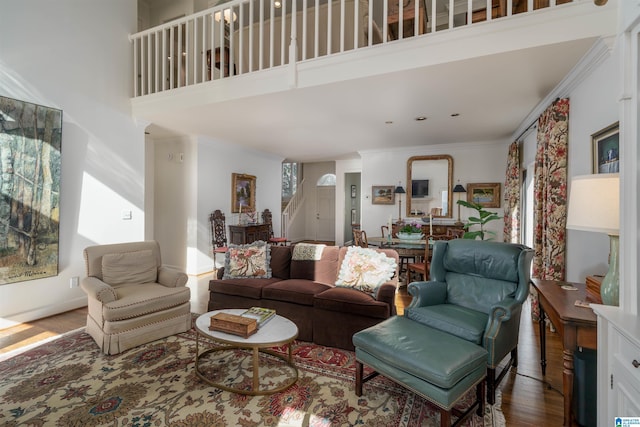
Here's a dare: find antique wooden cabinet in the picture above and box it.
[228,224,270,245]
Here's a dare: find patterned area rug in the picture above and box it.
[0,325,505,426]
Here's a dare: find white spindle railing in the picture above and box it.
[282,178,305,239]
[130,0,577,98]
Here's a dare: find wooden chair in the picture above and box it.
[353,229,368,248]
[262,209,289,245]
[385,224,415,280]
[447,228,465,239]
[406,234,452,282]
[209,210,229,273]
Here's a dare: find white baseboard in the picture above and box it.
[0,297,87,330]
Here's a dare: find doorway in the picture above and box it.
[315,174,336,241]
[344,172,361,244]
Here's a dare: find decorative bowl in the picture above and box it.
[397,232,424,241]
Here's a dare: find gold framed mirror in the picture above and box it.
[406,155,453,218]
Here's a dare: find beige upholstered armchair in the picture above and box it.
[82,241,191,355]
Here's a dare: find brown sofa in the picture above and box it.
[208,245,399,350]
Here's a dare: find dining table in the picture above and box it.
[368,237,431,283]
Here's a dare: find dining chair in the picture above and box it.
[262,209,289,245]
[383,224,415,281]
[447,228,465,238]
[209,210,229,274]
[353,229,369,248]
[406,234,452,282]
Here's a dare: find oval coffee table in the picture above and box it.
[194,309,299,395]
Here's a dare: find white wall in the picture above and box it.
[564,46,619,282]
[192,137,284,275]
[359,141,508,240]
[518,43,619,283]
[0,0,143,327]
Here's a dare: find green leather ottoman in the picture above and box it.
[353,315,487,427]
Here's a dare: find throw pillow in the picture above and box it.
[102,249,157,285]
[335,246,397,296]
[292,243,326,261]
[223,240,272,279]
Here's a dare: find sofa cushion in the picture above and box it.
[269,245,292,279]
[223,240,271,279]
[262,279,331,306]
[405,304,488,344]
[335,246,397,297]
[292,243,326,260]
[209,277,282,300]
[103,283,190,321]
[290,245,340,285]
[314,287,390,319]
[102,249,157,286]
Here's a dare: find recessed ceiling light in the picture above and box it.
[451,113,460,117]
[415,116,427,121]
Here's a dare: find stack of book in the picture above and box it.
[241,307,276,327]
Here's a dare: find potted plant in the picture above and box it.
[456,200,501,240]
[397,221,424,240]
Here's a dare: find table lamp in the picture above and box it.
[394,184,405,222]
[566,174,620,305]
[453,183,466,226]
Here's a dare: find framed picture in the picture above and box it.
[467,183,501,208]
[231,173,256,213]
[372,185,395,205]
[351,185,357,198]
[351,209,357,225]
[592,122,620,174]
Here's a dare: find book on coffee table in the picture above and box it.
[241,307,276,327]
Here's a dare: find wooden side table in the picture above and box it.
[531,279,598,427]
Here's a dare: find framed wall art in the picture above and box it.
[592,121,619,174]
[371,185,395,205]
[231,173,256,213]
[0,96,62,285]
[467,183,501,208]
[351,185,357,198]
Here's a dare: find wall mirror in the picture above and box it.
[406,155,453,218]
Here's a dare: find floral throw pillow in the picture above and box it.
[223,241,272,279]
[335,247,397,296]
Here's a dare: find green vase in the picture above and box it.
[601,235,619,306]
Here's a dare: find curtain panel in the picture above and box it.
[503,141,521,243]
[530,98,569,322]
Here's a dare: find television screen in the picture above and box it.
[412,180,429,198]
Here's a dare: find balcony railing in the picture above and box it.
[130,0,572,98]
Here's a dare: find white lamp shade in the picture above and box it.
[566,174,619,235]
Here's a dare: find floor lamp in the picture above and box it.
[394,184,405,222]
[453,183,466,226]
[566,174,619,305]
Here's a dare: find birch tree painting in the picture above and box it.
[0,96,61,285]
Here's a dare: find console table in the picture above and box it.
[228,224,270,245]
[530,279,597,427]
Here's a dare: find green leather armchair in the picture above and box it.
[405,239,534,404]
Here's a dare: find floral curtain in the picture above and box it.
[503,141,521,243]
[530,98,569,321]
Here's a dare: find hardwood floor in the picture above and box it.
[0,280,565,425]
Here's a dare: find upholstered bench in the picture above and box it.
[353,315,487,427]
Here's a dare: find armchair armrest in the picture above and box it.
[407,281,447,308]
[80,277,117,303]
[158,266,188,287]
[484,297,523,366]
[375,283,398,316]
